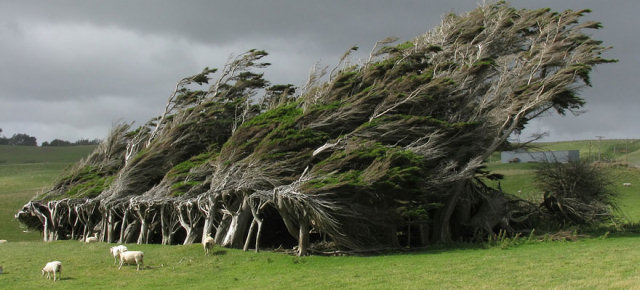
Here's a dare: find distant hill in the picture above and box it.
[524,139,640,167]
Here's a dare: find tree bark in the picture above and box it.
[198,195,217,243]
[243,220,257,251]
[297,219,310,256]
[221,198,252,248]
[178,200,202,245]
[433,182,466,243]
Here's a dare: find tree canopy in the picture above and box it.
[17,2,614,255]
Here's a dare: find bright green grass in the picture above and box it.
[609,167,640,222]
[0,236,638,289]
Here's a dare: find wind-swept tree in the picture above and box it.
[17,2,614,254]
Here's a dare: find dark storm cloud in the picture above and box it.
[0,0,637,143]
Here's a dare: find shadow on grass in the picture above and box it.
[212,250,227,256]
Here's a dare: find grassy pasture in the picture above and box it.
[0,145,96,241]
[0,235,639,289]
[529,139,640,165]
[0,145,95,164]
[1,143,639,288]
[0,163,70,241]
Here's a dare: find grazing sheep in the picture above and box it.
[623,182,632,187]
[0,240,7,244]
[85,234,98,243]
[202,236,215,256]
[110,245,128,264]
[41,261,62,281]
[119,251,144,271]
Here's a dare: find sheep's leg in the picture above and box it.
[118,260,123,270]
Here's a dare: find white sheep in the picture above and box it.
[119,251,144,271]
[41,261,62,281]
[110,245,128,264]
[0,240,7,244]
[85,233,98,243]
[623,182,632,187]
[202,236,215,256]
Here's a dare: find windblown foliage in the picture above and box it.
[17,2,614,255]
[536,160,617,225]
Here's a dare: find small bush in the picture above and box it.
[535,160,618,225]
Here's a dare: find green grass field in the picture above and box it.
[0,145,97,242]
[0,145,96,164]
[0,143,639,289]
[0,235,638,289]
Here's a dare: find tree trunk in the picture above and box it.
[243,219,257,251]
[83,219,94,242]
[106,210,116,243]
[297,219,310,256]
[160,203,179,245]
[118,209,129,244]
[433,182,466,243]
[198,194,217,243]
[221,202,252,248]
[137,220,148,244]
[177,200,202,245]
[122,220,139,243]
[33,208,49,242]
[71,214,79,240]
[418,224,429,246]
[214,214,231,244]
[201,211,216,242]
[254,218,263,253]
[183,226,198,245]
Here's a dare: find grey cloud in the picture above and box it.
[0,0,637,143]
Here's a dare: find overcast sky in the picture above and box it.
[0,0,637,144]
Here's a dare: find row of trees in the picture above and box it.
[41,139,101,147]
[16,2,616,255]
[0,131,37,146]
[0,128,99,146]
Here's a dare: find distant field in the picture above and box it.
[531,139,640,165]
[485,139,640,222]
[0,145,95,164]
[0,145,96,241]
